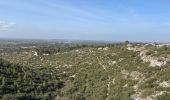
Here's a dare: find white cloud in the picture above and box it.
[0,21,16,31]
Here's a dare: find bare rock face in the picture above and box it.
[121,70,129,79]
[112,78,115,85]
[127,44,133,47]
[127,44,167,67]
[103,47,109,51]
[127,47,135,51]
[126,44,132,50]
[139,50,148,57]
[121,70,144,81]
[98,48,102,50]
[98,47,109,51]
[70,74,76,78]
[141,55,167,67]
[150,60,167,67]
[108,60,117,65]
[130,71,144,81]
[32,51,38,56]
[159,81,170,88]
[43,54,49,56]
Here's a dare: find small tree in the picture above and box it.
[125,40,130,44]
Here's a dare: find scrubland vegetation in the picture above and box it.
[1,40,170,100]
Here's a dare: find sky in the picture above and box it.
[0,0,170,42]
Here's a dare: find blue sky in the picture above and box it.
[0,0,170,42]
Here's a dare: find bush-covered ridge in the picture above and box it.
[0,58,63,100]
[1,42,170,100]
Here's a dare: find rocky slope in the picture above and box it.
[1,43,170,100]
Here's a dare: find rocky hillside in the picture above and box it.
[1,42,170,100]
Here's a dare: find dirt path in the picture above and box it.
[97,56,106,70]
[97,56,111,100]
[106,76,111,100]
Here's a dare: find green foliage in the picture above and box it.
[157,93,170,100]
[141,88,154,97]
[0,58,63,99]
[1,41,170,99]
[125,40,130,44]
